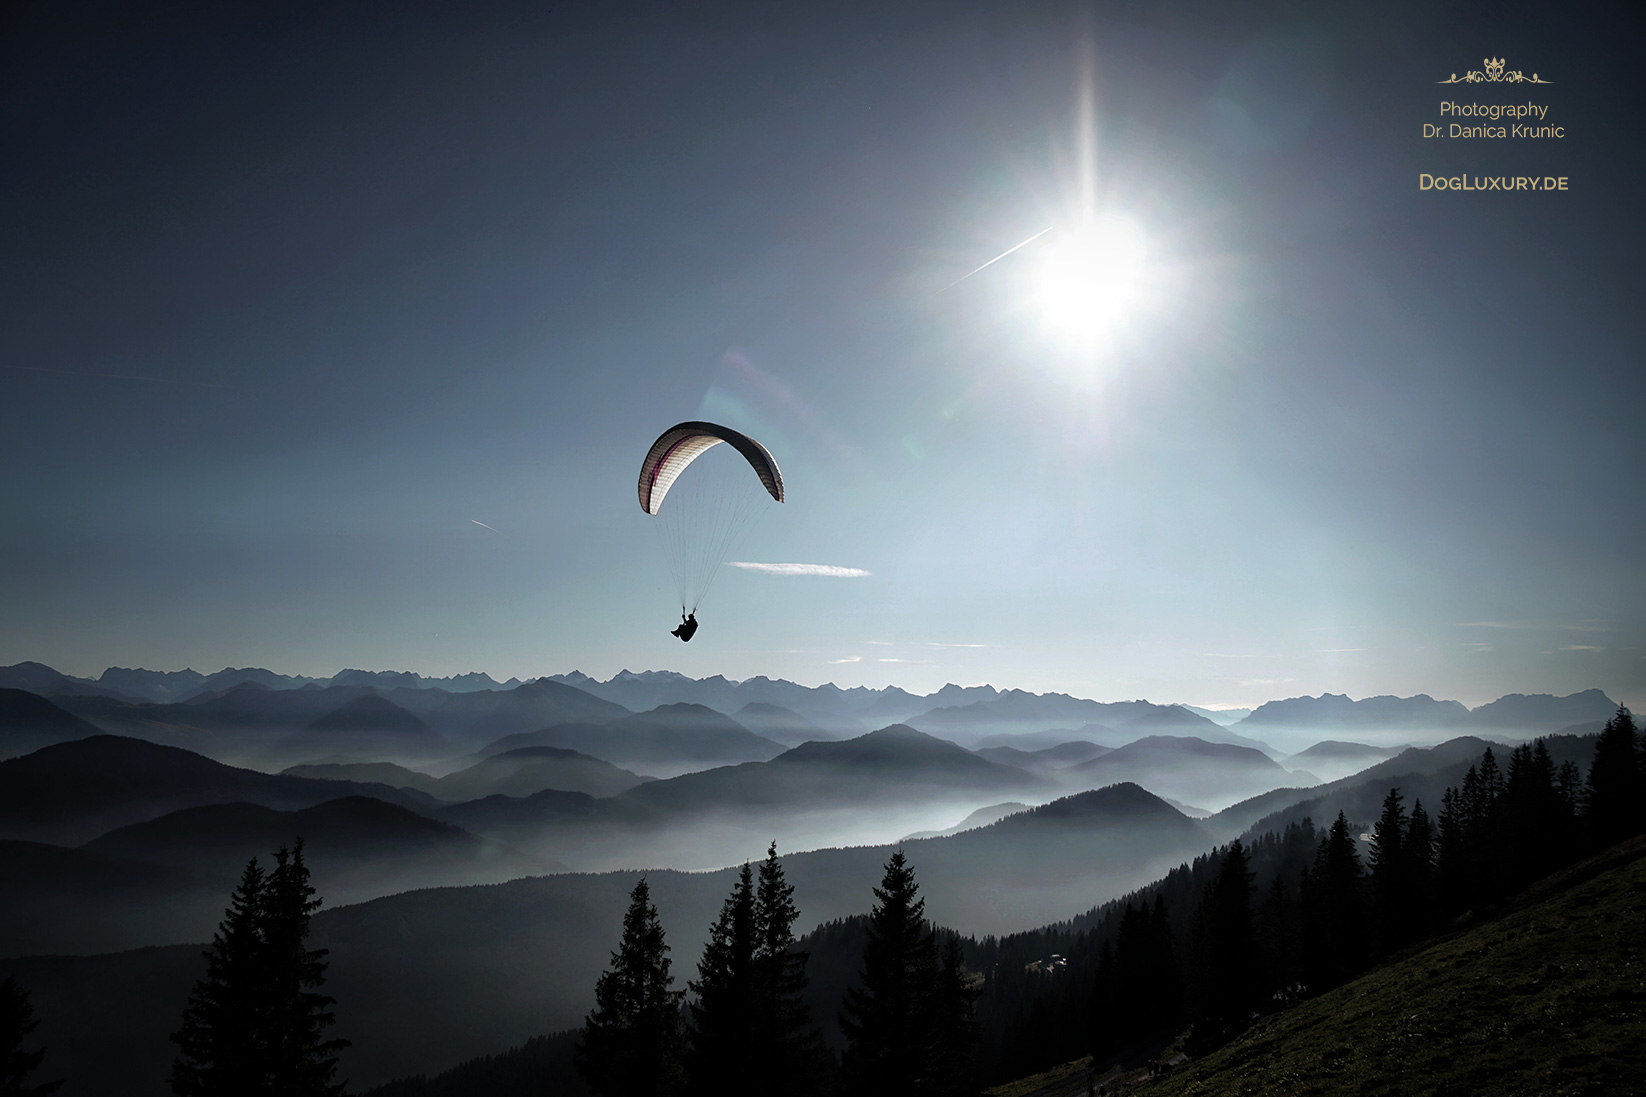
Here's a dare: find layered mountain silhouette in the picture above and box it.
[1237,689,1618,738]
[288,747,652,801]
[43,678,632,763]
[277,694,451,762]
[730,701,839,746]
[87,796,555,887]
[901,801,1032,840]
[1,795,556,956]
[2,782,1210,1092]
[0,689,105,759]
[974,740,1111,772]
[468,703,783,772]
[1061,735,1304,811]
[0,736,435,845]
[615,724,1042,815]
[908,694,1224,746]
[0,662,525,705]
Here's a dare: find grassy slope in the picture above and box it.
[994,837,1646,1097]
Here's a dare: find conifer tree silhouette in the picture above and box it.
[686,863,757,1096]
[262,842,348,1095]
[1403,798,1436,939]
[0,977,62,1095]
[1369,788,1410,952]
[170,842,347,1096]
[840,850,939,1097]
[578,878,686,1097]
[1190,839,1255,1046]
[926,936,983,1097]
[172,858,269,1095]
[1302,812,1363,991]
[752,842,827,1093]
[1584,707,1642,846]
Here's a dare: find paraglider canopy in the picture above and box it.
[638,421,784,516]
[637,421,784,615]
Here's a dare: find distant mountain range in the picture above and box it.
[1237,689,1618,733]
[3,662,1622,764]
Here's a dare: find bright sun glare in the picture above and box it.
[1029,216,1149,345]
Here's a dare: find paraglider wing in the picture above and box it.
[638,421,784,516]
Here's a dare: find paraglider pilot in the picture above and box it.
[671,611,699,642]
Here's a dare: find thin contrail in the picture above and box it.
[471,520,500,533]
[932,225,1055,296]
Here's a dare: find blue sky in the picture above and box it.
[3,0,1642,710]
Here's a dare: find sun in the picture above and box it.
[1028,216,1150,346]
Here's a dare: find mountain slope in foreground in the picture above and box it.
[1002,837,1646,1097]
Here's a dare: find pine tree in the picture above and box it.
[1190,839,1255,1047]
[1435,785,1467,914]
[1403,799,1435,939]
[686,863,757,1097]
[171,857,273,1095]
[926,936,983,1097]
[262,842,348,1095]
[170,845,348,1097]
[840,850,939,1096]
[752,842,826,1093]
[1368,788,1409,952]
[0,978,62,1096]
[1257,874,1298,1002]
[578,878,686,1097]
[1504,740,1566,886]
[1584,707,1642,847]
[1088,938,1118,1062]
[1301,812,1364,992]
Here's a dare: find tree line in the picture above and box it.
[973,707,1644,1081]
[575,843,985,1097]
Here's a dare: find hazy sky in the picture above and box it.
[4,0,1642,710]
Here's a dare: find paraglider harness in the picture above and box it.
[671,610,699,642]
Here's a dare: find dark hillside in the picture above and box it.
[0,736,434,844]
[1121,836,1646,1097]
[0,689,105,758]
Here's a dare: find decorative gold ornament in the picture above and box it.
[1437,58,1551,84]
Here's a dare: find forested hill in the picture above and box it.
[1121,835,1646,1097]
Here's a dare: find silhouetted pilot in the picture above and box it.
[671,611,699,642]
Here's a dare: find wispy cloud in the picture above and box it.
[1558,645,1604,652]
[728,562,870,577]
[878,657,934,664]
[471,520,500,533]
[865,640,894,646]
[1457,620,1614,632]
[827,656,863,664]
[1321,648,1367,653]
[1460,642,1494,652]
[927,642,985,649]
